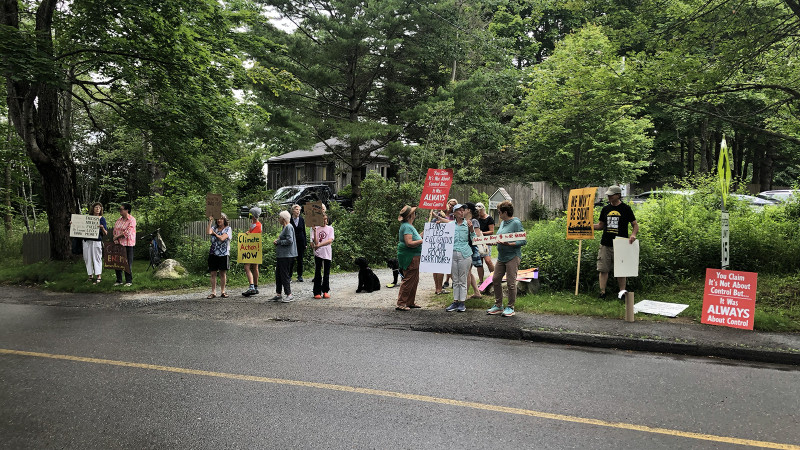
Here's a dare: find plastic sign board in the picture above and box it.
[701,269,757,330]
[471,231,527,245]
[718,137,732,208]
[205,193,222,219]
[70,214,101,239]
[566,187,597,240]
[613,237,639,278]
[304,201,325,228]
[418,169,453,210]
[419,222,455,274]
[237,233,263,264]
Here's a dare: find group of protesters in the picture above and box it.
[78,202,137,287]
[395,199,526,316]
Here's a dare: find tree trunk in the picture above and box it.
[687,136,696,174]
[3,161,11,233]
[679,139,685,177]
[350,144,363,199]
[2,0,79,259]
[699,120,709,172]
[760,141,775,191]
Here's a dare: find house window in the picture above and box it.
[318,165,328,181]
[380,165,387,178]
[295,165,305,183]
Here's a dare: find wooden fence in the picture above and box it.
[22,232,50,265]
[449,182,568,220]
[185,217,282,237]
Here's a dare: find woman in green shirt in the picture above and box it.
[396,205,424,311]
[487,200,527,317]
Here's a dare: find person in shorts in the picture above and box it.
[475,202,495,284]
[593,185,638,299]
[207,213,231,298]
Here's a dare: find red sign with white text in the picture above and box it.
[418,168,453,209]
[701,269,757,330]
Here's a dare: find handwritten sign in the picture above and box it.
[237,233,262,264]
[471,231,527,245]
[205,193,222,219]
[419,222,455,274]
[103,242,129,273]
[613,237,639,277]
[419,168,454,210]
[304,201,325,228]
[70,214,101,239]
[701,269,757,330]
[566,187,597,240]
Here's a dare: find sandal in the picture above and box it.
[220,293,229,298]
[470,294,483,299]
[206,294,216,299]
[395,306,411,311]
[435,290,450,295]
[94,277,101,284]
[409,304,422,308]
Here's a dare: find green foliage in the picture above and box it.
[527,196,551,221]
[468,188,490,206]
[237,154,267,200]
[332,173,422,269]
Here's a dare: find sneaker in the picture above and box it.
[242,288,257,297]
[457,302,466,312]
[598,292,607,299]
[445,302,459,312]
[323,293,330,299]
[124,283,132,287]
[618,289,628,299]
[501,307,515,317]
[442,281,450,288]
[297,277,304,282]
[270,294,282,301]
[114,282,123,286]
[314,294,322,299]
[487,305,503,315]
[281,294,295,303]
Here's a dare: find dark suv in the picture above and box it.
[240,184,352,217]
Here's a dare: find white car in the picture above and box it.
[757,190,799,203]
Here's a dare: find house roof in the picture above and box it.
[267,138,389,162]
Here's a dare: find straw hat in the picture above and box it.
[398,205,417,222]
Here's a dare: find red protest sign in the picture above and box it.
[701,269,757,330]
[418,168,453,210]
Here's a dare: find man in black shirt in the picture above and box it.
[593,185,638,299]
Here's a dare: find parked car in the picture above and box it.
[730,194,780,209]
[757,189,799,203]
[630,190,695,204]
[240,184,353,217]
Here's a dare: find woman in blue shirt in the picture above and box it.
[487,201,527,317]
[445,204,475,312]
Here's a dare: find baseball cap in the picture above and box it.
[475,202,485,210]
[605,185,622,196]
[452,203,466,210]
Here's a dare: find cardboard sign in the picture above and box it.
[103,242,130,273]
[471,231,527,245]
[419,222,455,274]
[633,300,689,317]
[70,214,102,239]
[478,268,538,291]
[237,233,262,264]
[701,269,757,330]
[566,187,597,240]
[613,237,639,277]
[304,201,325,228]
[419,168,453,210]
[205,193,222,219]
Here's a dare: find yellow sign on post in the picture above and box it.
[718,136,732,208]
[566,187,597,240]
[237,233,262,264]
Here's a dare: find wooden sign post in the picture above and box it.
[566,187,597,295]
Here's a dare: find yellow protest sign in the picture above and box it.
[237,233,262,264]
[718,136,731,208]
[566,187,597,240]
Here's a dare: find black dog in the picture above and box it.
[385,258,404,288]
[354,257,381,293]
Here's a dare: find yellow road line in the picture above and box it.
[2,347,798,449]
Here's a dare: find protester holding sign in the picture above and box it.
[593,185,638,300]
[112,203,136,286]
[487,201,527,317]
[207,213,231,299]
[290,204,307,282]
[396,205,423,311]
[82,202,108,284]
[445,204,476,312]
[464,203,483,299]
[432,198,458,293]
[475,202,495,285]
[272,210,297,303]
[242,207,263,297]
[311,214,334,299]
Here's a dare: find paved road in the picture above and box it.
[1,303,799,449]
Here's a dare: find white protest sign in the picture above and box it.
[613,237,640,277]
[471,231,527,245]
[70,214,101,239]
[633,300,689,317]
[419,222,455,274]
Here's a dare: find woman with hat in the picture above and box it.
[396,205,424,311]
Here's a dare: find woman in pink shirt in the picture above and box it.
[311,214,334,299]
[113,203,137,286]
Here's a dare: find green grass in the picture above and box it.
[452,276,800,333]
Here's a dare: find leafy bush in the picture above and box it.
[469,188,489,206]
[528,196,551,221]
